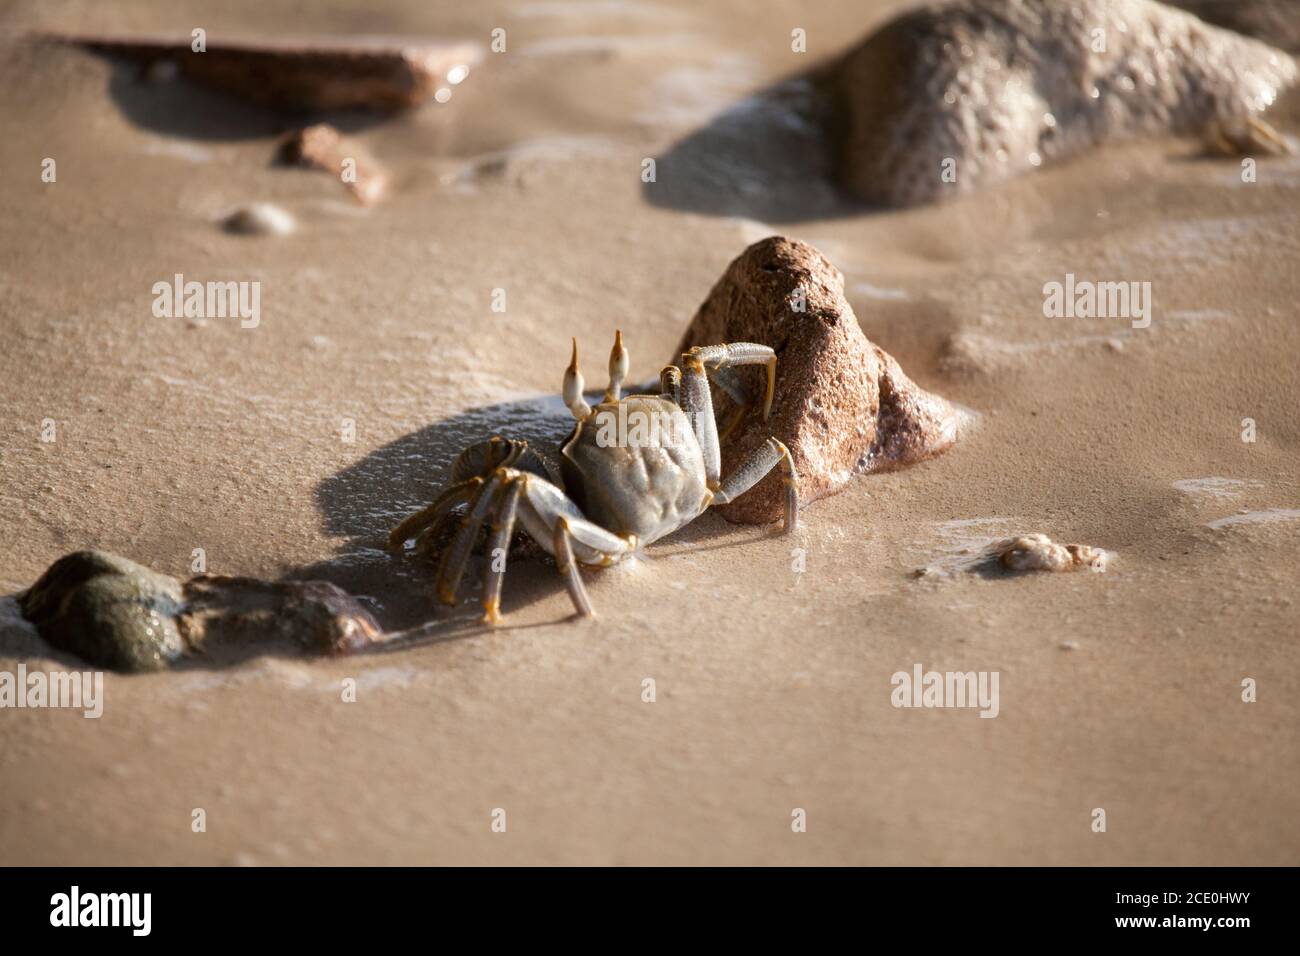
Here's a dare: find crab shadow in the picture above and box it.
[642,65,875,223]
[1,392,772,670]
[305,391,770,638]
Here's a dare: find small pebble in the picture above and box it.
[998,533,1109,573]
[279,124,388,206]
[221,203,295,237]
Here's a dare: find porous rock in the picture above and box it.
[998,534,1109,573]
[835,0,1298,207]
[675,237,959,524]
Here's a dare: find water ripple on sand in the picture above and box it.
[1173,477,1261,499]
[1206,508,1300,530]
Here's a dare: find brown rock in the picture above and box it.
[835,0,1297,207]
[41,32,481,112]
[279,124,388,205]
[181,575,384,657]
[675,237,959,524]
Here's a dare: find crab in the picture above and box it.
[388,331,799,622]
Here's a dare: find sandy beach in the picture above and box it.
[1,0,1297,865]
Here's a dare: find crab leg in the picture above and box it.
[552,517,594,618]
[480,477,523,624]
[683,343,777,417]
[450,436,526,483]
[659,365,682,406]
[436,470,505,605]
[708,366,752,441]
[681,342,779,488]
[506,474,636,618]
[681,356,721,485]
[710,365,752,408]
[388,477,482,552]
[667,361,747,412]
[713,437,799,532]
[515,476,633,560]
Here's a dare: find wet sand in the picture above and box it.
[1,0,1298,865]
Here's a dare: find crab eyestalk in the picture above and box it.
[604,328,629,403]
[564,338,592,420]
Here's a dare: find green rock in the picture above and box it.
[18,551,186,673]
